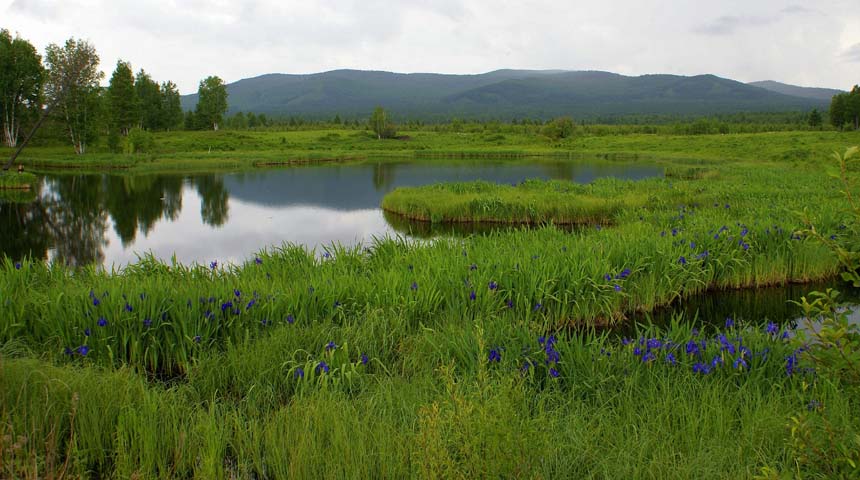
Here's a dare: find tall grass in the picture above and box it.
[3,316,850,478]
[0,171,36,189]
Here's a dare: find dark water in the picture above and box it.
[631,282,860,332]
[0,158,662,267]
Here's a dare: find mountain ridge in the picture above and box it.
[180,69,832,120]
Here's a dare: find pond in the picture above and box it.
[0,158,663,267]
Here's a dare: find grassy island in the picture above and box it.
[0,171,36,189]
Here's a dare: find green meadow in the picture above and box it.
[2,129,860,478]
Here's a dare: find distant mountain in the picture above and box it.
[748,80,843,102]
[181,69,828,120]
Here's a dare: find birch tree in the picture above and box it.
[44,38,104,154]
[0,29,44,148]
[195,76,228,131]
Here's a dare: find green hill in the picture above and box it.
[747,80,843,102]
[180,69,828,120]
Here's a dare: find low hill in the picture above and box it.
[748,80,843,102]
[181,69,828,120]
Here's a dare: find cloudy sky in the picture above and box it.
[2,0,858,94]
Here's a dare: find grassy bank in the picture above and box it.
[0,171,36,190]
[4,129,860,173]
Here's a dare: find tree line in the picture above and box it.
[829,86,860,130]
[0,29,229,162]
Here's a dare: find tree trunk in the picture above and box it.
[2,105,51,171]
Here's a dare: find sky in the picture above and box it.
[2,0,859,94]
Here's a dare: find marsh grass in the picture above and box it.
[0,171,36,190]
[2,315,848,479]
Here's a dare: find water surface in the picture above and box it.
[0,158,662,267]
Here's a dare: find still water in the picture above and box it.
[0,158,663,267]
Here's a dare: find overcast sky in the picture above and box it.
[3,0,858,94]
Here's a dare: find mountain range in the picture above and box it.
[180,69,840,121]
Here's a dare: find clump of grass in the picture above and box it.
[382,178,649,224]
[0,171,36,190]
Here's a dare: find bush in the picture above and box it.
[125,127,155,154]
[541,117,574,140]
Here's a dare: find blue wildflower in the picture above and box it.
[210,261,217,269]
[286,314,295,324]
[14,262,21,270]
[533,303,542,312]
[665,353,677,365]
[604,273,612,281]
[97,317,107,327]
[246,299,256,310]
[84,328,91,336]
[325,341,337,351]
[488,281,498,290]
[619,268,631,279]
[488,349,501,363]
[642,351,656,362]
[678,256,687,265]
[255,257,263,264]
[633,346,643,356]
[506,299,514,308]
[143,318,152,328]
[316,361,330,374]
[295,367,305,379]
[361,353,369,365]
[92,297,100,307]
[786,353,798,376]
[469,290,476,301]
[470,264,477,271]
[614,284,622,292]
[692,362,711,374]
[725,317,734,329]
[221,301,233,312]
[78,345,89,356]
[124,303,133,313]
[646,338,662,349]
[323,252,331,259]
[549,368,560,378]
[733,357,748,370]
[766,322,778,335]
[411,281,418,291]
[193,335,201,343]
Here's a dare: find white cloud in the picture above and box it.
[2,0,858,91]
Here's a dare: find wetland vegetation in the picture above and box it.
[2,128,860,478]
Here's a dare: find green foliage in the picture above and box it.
[195,75,228,131]
[135,69,161,131]
[44,38,104,154]
[159,81,183,131]
[369,106,396,139]
[107,60,138,135]
[0,29,43,148]
[808,109,822,127]
[541,116,575,139]
[830,87,860,130]
[124,127,155,154]
[0,171,36,189]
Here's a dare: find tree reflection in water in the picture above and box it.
[0,173,230,267]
